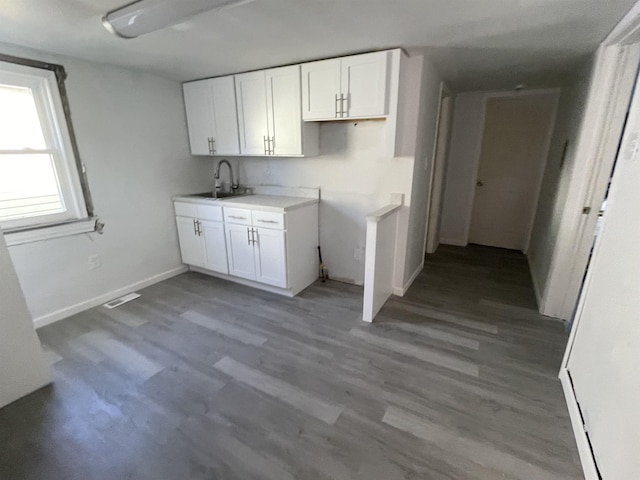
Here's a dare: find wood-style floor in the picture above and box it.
[0,245,583,479]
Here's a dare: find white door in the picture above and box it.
[225,224,256,280]
[564,75,640,479]
[209,76,240,155]
[176,216,204,267]
[253,227,287,288]
[201,220,228,274]
[183,80,214,156]
[266,65,302,156]
[235,71,270,155]
[341,51,389,119]
[301,58,341,121]
[469,93,557,250]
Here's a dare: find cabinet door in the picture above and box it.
[341,51,389,118]
[266,65,303,156]
[235,71,270,155]
[183,80,214,156]
[254,228,287,288]
[201,220,228,274]
[176,216,205,267]
[225,224,256,280]
[301,58,342,121]
[210,76,240,155]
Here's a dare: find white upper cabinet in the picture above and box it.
[266,65,303,157]
[301,59,342,121]
[183,80,214,156]
[235,71,270,155]
[236,66,318,157]
[209,76,241,155]
[341,51,389,118]
[183,76,240,156]
[302,51,390,121]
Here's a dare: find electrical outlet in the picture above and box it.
[88,253,102,270]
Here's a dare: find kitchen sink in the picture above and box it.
[187,191,249,200]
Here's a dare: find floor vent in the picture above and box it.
[103,293,140,309]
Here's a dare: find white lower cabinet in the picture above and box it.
[254,227,287,288]
[174,199,318,296]
[175,205,228,274]
[226,224,257,280]
[176,216,206,267]
[201,220,228,274]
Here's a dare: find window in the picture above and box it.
[0,59,91,237]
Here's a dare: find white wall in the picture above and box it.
[439,92,486,245]
[0,42,213,325]
[0,229,51,408]
[528,61,594,302]
[238,121,415,285]
[402,59,444,284]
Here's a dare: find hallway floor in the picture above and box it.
[0,245,583,479]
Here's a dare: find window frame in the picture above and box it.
[0,55,94,242]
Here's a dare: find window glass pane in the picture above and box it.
[0,154,65,221]
[0,84,47,150]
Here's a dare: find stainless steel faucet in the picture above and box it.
[214,159,238,196]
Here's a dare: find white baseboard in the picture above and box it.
[33,266,188,329]
[527,256,543,308]
[393,262,423,297]
[439,237,467,247]
[559,369,599,480]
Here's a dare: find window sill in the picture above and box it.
[3,218,98,246]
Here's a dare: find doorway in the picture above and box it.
[469,93,558,251]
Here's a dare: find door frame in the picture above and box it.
[463,88,560,250]
[559,4,640,479]
[423,81,452,257]
[541,8,640,321]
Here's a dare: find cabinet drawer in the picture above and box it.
[223,207,252,226]
[252,211,285,230]
[174,201,198,218]
[197,204,223,222]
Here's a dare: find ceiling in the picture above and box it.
[0,0,635,90]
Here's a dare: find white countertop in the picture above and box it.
[173,194,318,213]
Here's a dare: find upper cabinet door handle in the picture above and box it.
[341,93,347,117]
[335,94,341,118]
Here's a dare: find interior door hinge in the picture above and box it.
[582,206,592,215]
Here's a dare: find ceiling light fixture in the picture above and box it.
[102,0,253,39]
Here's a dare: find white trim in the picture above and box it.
[604,1,640,46]
[527,254,543,307]
[392,261,423,296]
[540,44,640,319]
[559,370,600,480]
[439,237,467,247]
[5,217,96,246]
[33,266,188,329]
[0,61,88,230]
[464,88,561,248]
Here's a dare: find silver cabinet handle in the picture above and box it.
[196,220,202,236]
[257,219,278,224]
[263,136,268,155]
[341,93,348,117]
[212,139,216,155]
[335,94,341,118]
[247,227,251,245]
[269,136,275,155]
[228,215,246,220]
[251,228,257,245]
[193,218,198,235]
[208,137,214,155]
